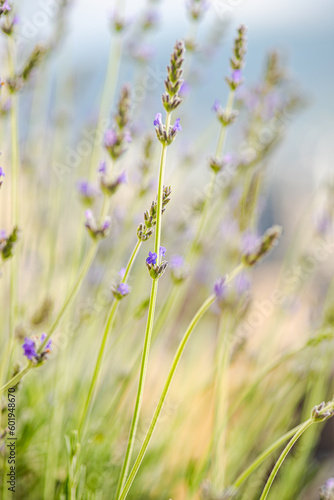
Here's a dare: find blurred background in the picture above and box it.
[0,1,334,499]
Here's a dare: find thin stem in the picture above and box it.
[229,346,303,417]
[115,112,171,499]
[7,36,19,375]
[232,423,303,489]
[187,89,235,262]
[39,241,98,352]
[118,264,244,500]
[154,116,171,261]
[0,197,112,395]
[259,419,313,500]
[118,294,216,500]
[0,363,32,395]
[78,299,118,437]
[211,312,233,490]
[88,28,124,180]
[215,90,235,158]
[78,239,142,438]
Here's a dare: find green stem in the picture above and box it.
[0,363,32,395]
[118,264,244,500]
[118,294,216,500]
[39,241,98,352]
[187,90,235,261]
[215,90,235,158]
[232,423,302,490]
[154,116,171,261]
[259,419,313,500]
[229,346,302,417]
[211,312,233,490]
[8,36,19,370]
[0,197,112,395]
[78,239,142,438]
[88,33,123,181]
[115,112,171,499]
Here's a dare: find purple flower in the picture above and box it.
[22,337,37,360]
[231,69,243,85]
[117,283,130,296]
[77,180,98,200]
[214,277,226,298]
[159,246,166,257]
[172,118,182,132]
[102,217,111,230]
[235,272,250,296]
[146,251,157,265]
[0,229,6,240]
[40,333,52,351]
[98,160,107,174]
[213,99,221,112]
[2,1,11,12]
[179,81,190,97]
[85,209,94,222]
[118,267,126,278]
[124,129,132,143]
[117,171,127,185]
[153,113,162,127]
[0,167,5,177]
[170,255,184,269]
[242,230,260,255]
[104,129,117,148]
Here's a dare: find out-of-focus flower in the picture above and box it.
[98,160,107,175]
[242,225,283,266]
[159,246,166,257]
[179,81,190,97]
[319,477,334,500]
[1,1,11,13]
[214,277,226,298]
[118,268,126,279]
[85,210,111,240]
[77,180,98,205]
[100,170,127,196]
[104,129,117,148]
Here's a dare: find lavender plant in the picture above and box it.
[0,2,333,500]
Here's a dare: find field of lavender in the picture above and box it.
[0,0,334,499]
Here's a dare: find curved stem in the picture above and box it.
[118,263,244,500]
[259,420,313,500]
[78,239,142,438]
[232,423,303,490]
[118,294,216,500]
[229,346,302,417]
[0,197,112,395]
[0,363,32,394]
[115,112,171,499]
